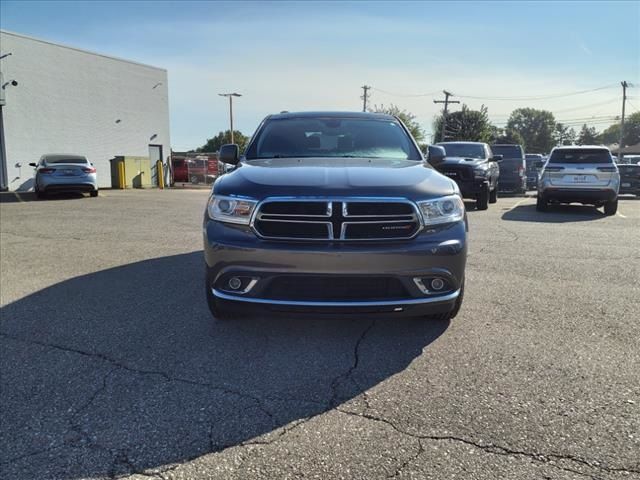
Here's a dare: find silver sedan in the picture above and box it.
[30,154,98,198]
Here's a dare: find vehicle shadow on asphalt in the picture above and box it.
[0,252,448,479]
[0,192,88,203]
[501,204,606,223]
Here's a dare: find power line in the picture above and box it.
[371,87,440,98]
[491,116,617,126]
[626,100,639,113]
[551,98,619,113]
[455,84,617,101]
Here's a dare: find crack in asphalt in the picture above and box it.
[497,224,520,242]
[328,319,377,408]
[0,333,277,426]
[335,408,640,479]
[386,438,423,479]
[4,328,637,480]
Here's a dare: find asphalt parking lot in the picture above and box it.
[1,189,639,480]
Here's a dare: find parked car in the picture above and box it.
[525,153,545,190]
[204,111,467,321]
[430,141,500,210]
[537,146,620,215]
[617,163,640,196]
[171,154,218,184]
[172,157,189,183]
[29,154,98,198]
[491,144,526,194]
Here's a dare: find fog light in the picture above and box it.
[228,277,242,290]
[430,278,445,291]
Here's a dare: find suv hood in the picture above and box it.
[435,156,487,168]
[214,157,457,201]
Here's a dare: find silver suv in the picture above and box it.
[537,146,619,215]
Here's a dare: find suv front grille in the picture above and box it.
[435,165,473,181]
[253,198,421,241]
[263,276,409,301]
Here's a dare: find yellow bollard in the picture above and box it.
[118,161,126,189]
[157,160,165,189]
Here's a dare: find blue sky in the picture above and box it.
[1,0,639,150]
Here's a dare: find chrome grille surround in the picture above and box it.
[251,197,423,241]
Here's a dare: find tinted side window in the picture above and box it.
[491,145,523,159]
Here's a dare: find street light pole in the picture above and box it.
[0,52,14,192]
[218,93,242,144]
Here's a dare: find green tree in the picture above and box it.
[371,104,425,142]
[506,108,556,152]
[598,112,640,147]
[554,123,577,146]
[197,130,249,153]
[490,126,526,147]
[599,123,620,145]
[432,105,493,143]
[576,124,599,145]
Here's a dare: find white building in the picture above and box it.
[0,30,170,191]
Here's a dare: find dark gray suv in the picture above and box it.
[203,112,467,321]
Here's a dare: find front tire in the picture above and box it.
[536,194,548,212]
[190,175,200,184]
[90,190,98,197]
[489,185,498,204]
[604,199,618,216]
[476,186,489,210]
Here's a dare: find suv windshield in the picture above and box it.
[245,117,421,160]
[549,149,612,164]
[491,145,523,159]
[437,143,486,159]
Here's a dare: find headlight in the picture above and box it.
[417,195,465,225]
[474,167,488,179]
[207,195,257,224]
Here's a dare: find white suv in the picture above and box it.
[537,146,619,215]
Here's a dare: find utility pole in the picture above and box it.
[218,92,242,144]
[433,90,460,142]
[617,81,628,161]
[361,85,371,112]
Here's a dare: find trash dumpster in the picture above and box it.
[110,156,152,189]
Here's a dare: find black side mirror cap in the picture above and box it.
[219,144,240,165]
[427,145,446,165]
[29,162,37,167]
[491,155,503,162]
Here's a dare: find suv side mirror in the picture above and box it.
[490,154,503,162]
[29,162,37,167]
[427,145,446,164]
[219,144,240,165]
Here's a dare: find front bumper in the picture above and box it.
[454,179,488,199]
[619,180,640,195]
[204,219,467,316]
